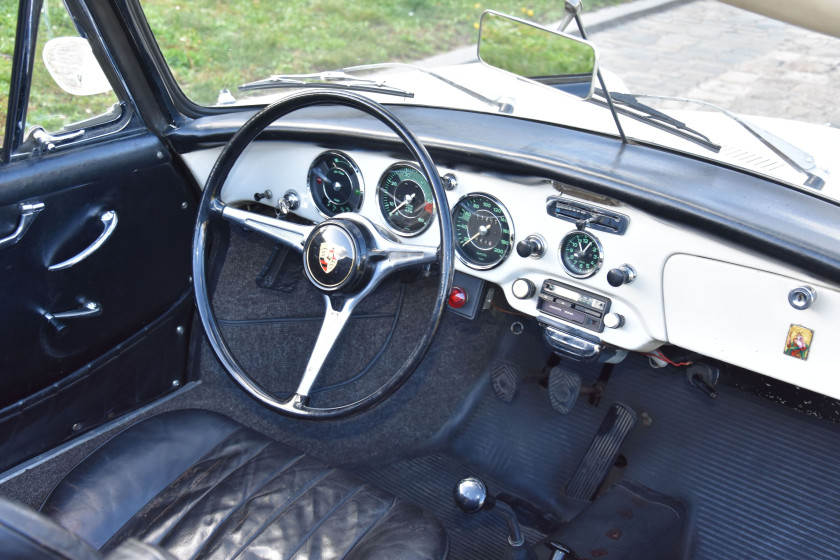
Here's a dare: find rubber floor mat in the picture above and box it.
[354,354,840,559]
[358,453,547,560]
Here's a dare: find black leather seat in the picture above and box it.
[1,409,448,559]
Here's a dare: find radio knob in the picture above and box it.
[516,235,545,259]
[607,264,636,287]
[604,313,625,329]
[512,278,536,300]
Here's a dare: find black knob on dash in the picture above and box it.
[607,264,636,287]
[516,235,545,259]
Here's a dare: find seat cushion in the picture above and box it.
[40,409,448,560]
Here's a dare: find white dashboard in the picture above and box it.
[181,141,840,399]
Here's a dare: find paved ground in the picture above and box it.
[587,0,840,124]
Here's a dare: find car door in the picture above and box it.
[0,0,197,472]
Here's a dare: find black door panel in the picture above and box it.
[0,133,197,468]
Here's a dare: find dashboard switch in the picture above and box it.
[441,172,458,191]
[516,235,545,259]
[603,313,625,329]
[788,285,816,310]
[448,287,468,309]
[512,278,536,300]
[607,264,636,287]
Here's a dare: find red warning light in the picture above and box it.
[448,287,467,309]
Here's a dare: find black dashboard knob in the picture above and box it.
[607,264,636,287]
[516,235,545,259]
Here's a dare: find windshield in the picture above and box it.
[139,0,840,196]
[139,0,588,105]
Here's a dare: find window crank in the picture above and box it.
[44,299,102,335]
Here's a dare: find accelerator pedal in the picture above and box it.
[565,403,637,501]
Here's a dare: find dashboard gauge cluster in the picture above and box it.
[559,229,603,278]
[377,163,435,236]
[453,193,514,269]
[307,151,364,216]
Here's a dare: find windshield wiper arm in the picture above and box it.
[626,94,827,190]
[341,63,512,113]
[238,72,414,98]
[592,89,721,153]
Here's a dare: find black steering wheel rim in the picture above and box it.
[193,90,454,419]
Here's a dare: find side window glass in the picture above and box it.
[0,7,19,151]
[26,1,119,135]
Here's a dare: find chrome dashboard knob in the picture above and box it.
[788,285,816,310]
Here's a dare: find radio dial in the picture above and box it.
[512,278,536,299]
[604,313,625,329]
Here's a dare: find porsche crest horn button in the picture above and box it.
[303,221,370,292]
[318,242,345,274]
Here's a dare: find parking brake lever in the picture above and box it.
[454,477,537,560]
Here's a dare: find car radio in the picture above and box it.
[537,279,611,333]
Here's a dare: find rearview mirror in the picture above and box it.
[478,11,598,100]
[42,37,113,96]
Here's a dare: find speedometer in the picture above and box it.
[377,163,435,236]
[307,151,364,217]
[453,193,514,269]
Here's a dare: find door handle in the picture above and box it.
[0,202,45,249]
[49,210,118,271]
[44,299,102,335]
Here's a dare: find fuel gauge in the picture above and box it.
[308,151,364,217]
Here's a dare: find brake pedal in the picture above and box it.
[548,365,582,414]
[565,403,637,501]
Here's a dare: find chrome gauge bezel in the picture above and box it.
[452,192,515,270]
[376,162,436,237]
[559,229,604,279]
[307,151,365,218]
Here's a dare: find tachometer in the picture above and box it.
[453,193,514,269]
[377,163,435,236]
[559,230,603,278]
[307,151,364,216]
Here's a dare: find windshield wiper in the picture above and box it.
[238,71,415,98]
[591,89,721,153]
[341,63,512,113]
[624,94,827,190]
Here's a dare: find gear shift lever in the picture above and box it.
[454,477,538,560]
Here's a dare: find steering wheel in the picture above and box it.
[192,90,454,419]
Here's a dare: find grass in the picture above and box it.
[479,11,596,78]
[0,0,118,135]
[0,0,628,135]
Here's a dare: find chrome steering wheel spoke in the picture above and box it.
[294,294,358,400]
[338,213,440,275]
[217,200,313,252]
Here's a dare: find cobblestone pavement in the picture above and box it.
[588,0,840,125]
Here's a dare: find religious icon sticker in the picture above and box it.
[783,324,813,361]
